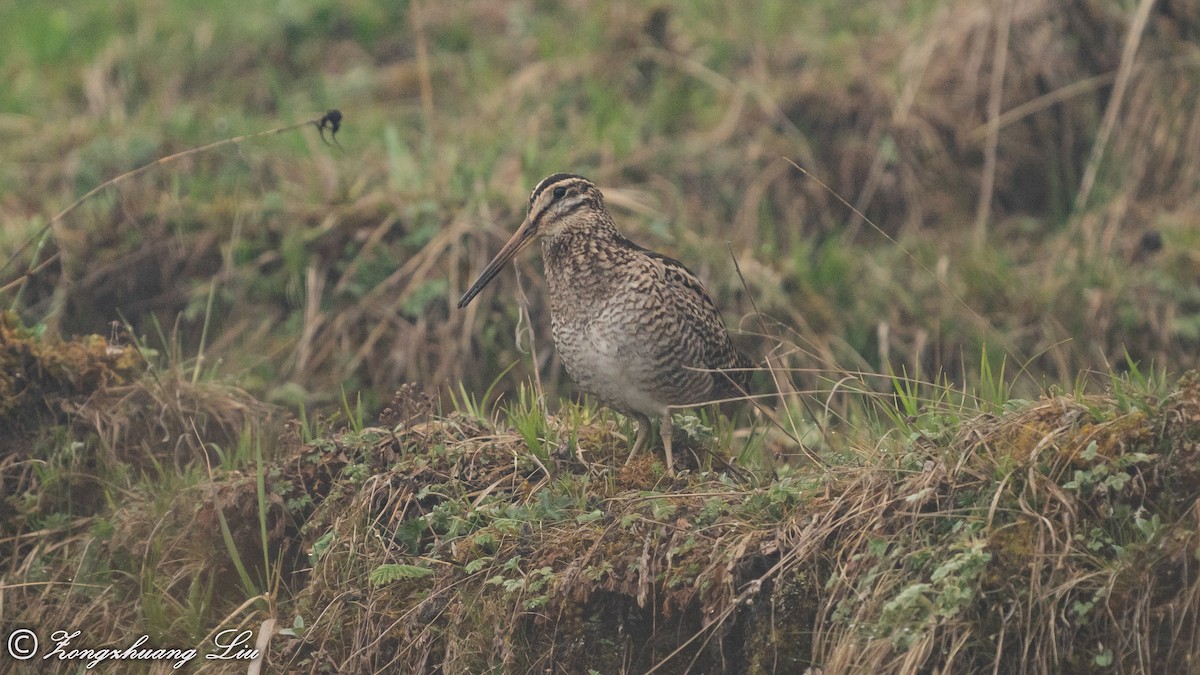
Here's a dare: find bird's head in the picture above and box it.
[457,173,605,308]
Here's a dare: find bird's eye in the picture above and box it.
[552,186,567,199]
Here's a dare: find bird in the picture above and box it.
[457,173,751,474]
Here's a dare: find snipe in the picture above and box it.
[458,173,751,473]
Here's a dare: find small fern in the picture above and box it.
[369,564,434,586]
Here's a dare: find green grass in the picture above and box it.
[4,0,1197,410]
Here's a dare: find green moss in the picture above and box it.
[0,311,144,428]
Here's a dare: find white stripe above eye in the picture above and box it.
[530,173,587,203]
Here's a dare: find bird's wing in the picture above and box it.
[632,244,752,399]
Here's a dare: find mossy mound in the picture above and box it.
[261,378,1200,673]
[4,374,1199,673]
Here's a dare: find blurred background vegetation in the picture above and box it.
[3,0,1199,415]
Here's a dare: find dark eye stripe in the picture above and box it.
[528,188,590,233]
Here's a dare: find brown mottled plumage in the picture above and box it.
[458,173,751,473]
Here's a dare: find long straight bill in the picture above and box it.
[457,215,538,308]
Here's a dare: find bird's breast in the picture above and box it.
[550,310,671,417]
[538,234,732,413]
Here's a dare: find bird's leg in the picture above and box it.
[660,410,674,476]
[625,413,652,465]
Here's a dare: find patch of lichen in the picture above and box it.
[0,311,144,431]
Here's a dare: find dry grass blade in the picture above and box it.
[1074,0,1156,215]
[973,0,1014,247]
